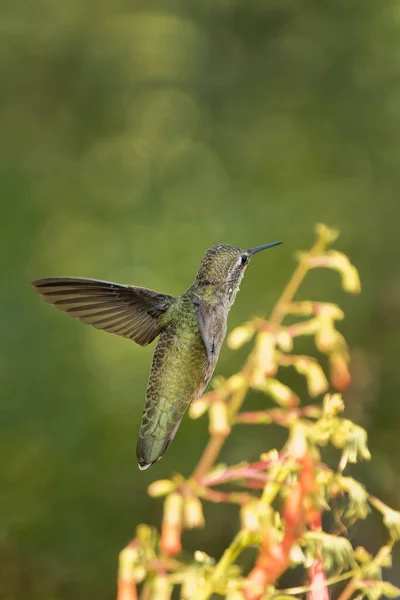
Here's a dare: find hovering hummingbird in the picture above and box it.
[32,241,282,470]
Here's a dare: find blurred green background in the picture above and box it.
[1,0,400,598]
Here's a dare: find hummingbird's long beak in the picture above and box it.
[248,241,282,255]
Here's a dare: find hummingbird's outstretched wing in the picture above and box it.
[32,277,174,346]
[192,294,215,362]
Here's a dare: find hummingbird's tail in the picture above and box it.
[136,419,182,470]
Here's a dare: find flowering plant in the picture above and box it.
[116,225,399,600]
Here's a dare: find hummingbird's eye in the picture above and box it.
[240,255,248,266]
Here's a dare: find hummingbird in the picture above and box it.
[32,241,282,470]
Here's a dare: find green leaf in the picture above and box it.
[355,580,400,600]
[337,476,370,521]
[331,419,371,467]
[369,498,400,541]
[302,531,355,571]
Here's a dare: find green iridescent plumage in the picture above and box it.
[32,241,281,470]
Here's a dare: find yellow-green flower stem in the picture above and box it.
[191,230,328,483]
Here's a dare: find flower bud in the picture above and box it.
[209,400,231,437]
[228,373,246,391]
[256,331,277,377]
[276,329,293,352]
[262,378,300,407]
[189,397,210,419]
[153,575,172,600]
[240,502,260,532]
[135,524,154,550]
[228,323,256,349]
[183,495,205,529]
[306,362,329,397]
[118,544,146,584]
[317,303,344,320]
[147,479,175,498]
[315,322,340,353]
[293,357,328,397]
[194,550,213,563]
[287,423,307,459]
[341,262,361,294]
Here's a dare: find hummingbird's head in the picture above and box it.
[194,241,282,305]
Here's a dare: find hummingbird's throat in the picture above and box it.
[226,269,246,308]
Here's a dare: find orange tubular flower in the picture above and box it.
[117,581,138,600]
[329,352,351,391]
[160,493,183,556]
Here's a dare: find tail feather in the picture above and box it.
[136,419,182,470]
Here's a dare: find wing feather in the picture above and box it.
[32,277,174,346]
[191,294,215,363]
